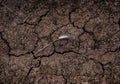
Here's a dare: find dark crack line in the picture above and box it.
[0,32,11,56]
[88,58,105,78]
[26,67,33,77]
[18,9,50,26]
[40,10,50,23]
[99,30,120,56]
[88,57,113,79]
[9,51,33,57]
[68,5,100,29]
[23,67,33,83]
[30,25,40,59]
[68,7,78,24]
[81,15,98,35]
[35,50,55,59]
[63,75,67,84]
[101,46,120,57]
[55,49,81,55]
[82,25,97,49]
[27,10,50,25]
[68,7,80,29]
[81,15,106,50]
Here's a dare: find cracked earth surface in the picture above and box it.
[0,0,120,84]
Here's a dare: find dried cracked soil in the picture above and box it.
[0,0,120,84]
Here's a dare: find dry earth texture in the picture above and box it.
[0,0,120,84]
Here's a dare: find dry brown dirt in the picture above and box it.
[0,0,120,84]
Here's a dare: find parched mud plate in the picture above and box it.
[0,0,120,84]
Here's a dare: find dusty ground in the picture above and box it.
[0,0,120,84]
